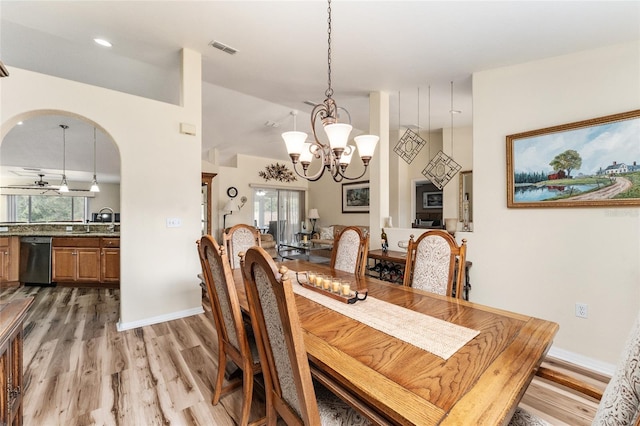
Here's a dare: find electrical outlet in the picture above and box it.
[575,303,588,319]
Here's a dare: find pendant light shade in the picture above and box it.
[59,124,69,192]
[90,127,100,192]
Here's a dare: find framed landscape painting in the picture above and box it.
[507,109,640,208]
[423,192,443,208]
[342,181,370,213]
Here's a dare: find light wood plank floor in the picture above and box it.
[1,286,607,425]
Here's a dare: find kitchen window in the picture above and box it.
[6,195,88,223]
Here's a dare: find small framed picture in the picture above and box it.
[423,192,443,208]
[342,181,370,213]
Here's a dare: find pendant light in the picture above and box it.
[59,124,69,192]
[90,127,100,192]
[282,0,379,182]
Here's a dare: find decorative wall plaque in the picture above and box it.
[258,162,297,182]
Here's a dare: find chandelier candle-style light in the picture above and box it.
[282,0,379,182]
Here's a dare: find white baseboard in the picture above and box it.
[116,306,204,332]
[548,346,616,376]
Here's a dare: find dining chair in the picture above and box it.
[330,226,369,277]
[224,224,262,269]
[510,310,640,425]
[403,230,467,298]
[196,235,265,426]
[240,246,372,426]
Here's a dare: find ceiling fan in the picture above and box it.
[1,173,89,193]
[4,173,60,189]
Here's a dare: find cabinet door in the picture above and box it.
[52,248,76,282]
[0,341,8,425]
[77,248,101,282]
[0,248,8,283]
[101,248,120,283]
[9,329,23,424]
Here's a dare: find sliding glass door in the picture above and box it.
[253,188,305,245]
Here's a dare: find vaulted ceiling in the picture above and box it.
[1,1,638,182]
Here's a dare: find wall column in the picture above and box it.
[368,91,390,248]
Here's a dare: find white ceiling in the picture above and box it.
[1,1,638,182]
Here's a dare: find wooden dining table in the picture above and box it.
[232,259,558,425]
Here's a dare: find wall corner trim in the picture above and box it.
[116,306,204,332]
[548,346,616,377]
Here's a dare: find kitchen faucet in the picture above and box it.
[98,207,115,232]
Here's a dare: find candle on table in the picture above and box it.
[341,283,351,296]
[303,235,308,243]
[332,280,341,293]
[308,272,316,285]
[323,277,331,290]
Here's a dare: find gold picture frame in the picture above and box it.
[506,109,640,208]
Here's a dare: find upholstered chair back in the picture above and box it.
[196,235,263,425]
[224,224,261,269]
[403,230,467,298]
[241,246,320,424]
[330,226,369,276]
[241,246,372,425]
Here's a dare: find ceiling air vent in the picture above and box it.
[209,40,238,55]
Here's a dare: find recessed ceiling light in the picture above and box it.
[450,110,462,114]
[94,38,112,47]
[16,121,23,125]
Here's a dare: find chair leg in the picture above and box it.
[212,349,227,404]
[239,369,254,426]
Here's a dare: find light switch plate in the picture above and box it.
[166,218,182,228]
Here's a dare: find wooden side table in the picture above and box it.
[0,297,33,426]
[366,249,407,284]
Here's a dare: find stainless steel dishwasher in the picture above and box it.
[19,236,53,285]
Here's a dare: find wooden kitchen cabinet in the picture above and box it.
[101,238,120,283]
[52,237,113,286]
[0,297,33,426]
[0,237,20,286]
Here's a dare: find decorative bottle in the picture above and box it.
[381,228,388,253]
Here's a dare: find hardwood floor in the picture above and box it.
[1,286,607,425]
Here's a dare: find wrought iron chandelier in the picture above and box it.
[282,0,379,182]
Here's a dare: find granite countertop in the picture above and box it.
[0,223,120,238]
[2,231,120,237]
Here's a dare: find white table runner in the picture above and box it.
[288,272,479,360]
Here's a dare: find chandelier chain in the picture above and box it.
[325,0,333,98]
[282,0,378,183]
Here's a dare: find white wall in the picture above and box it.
[1,49,203,328]
[205,154,309,239]
[307,157,371,229]
[473,41,640,369]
